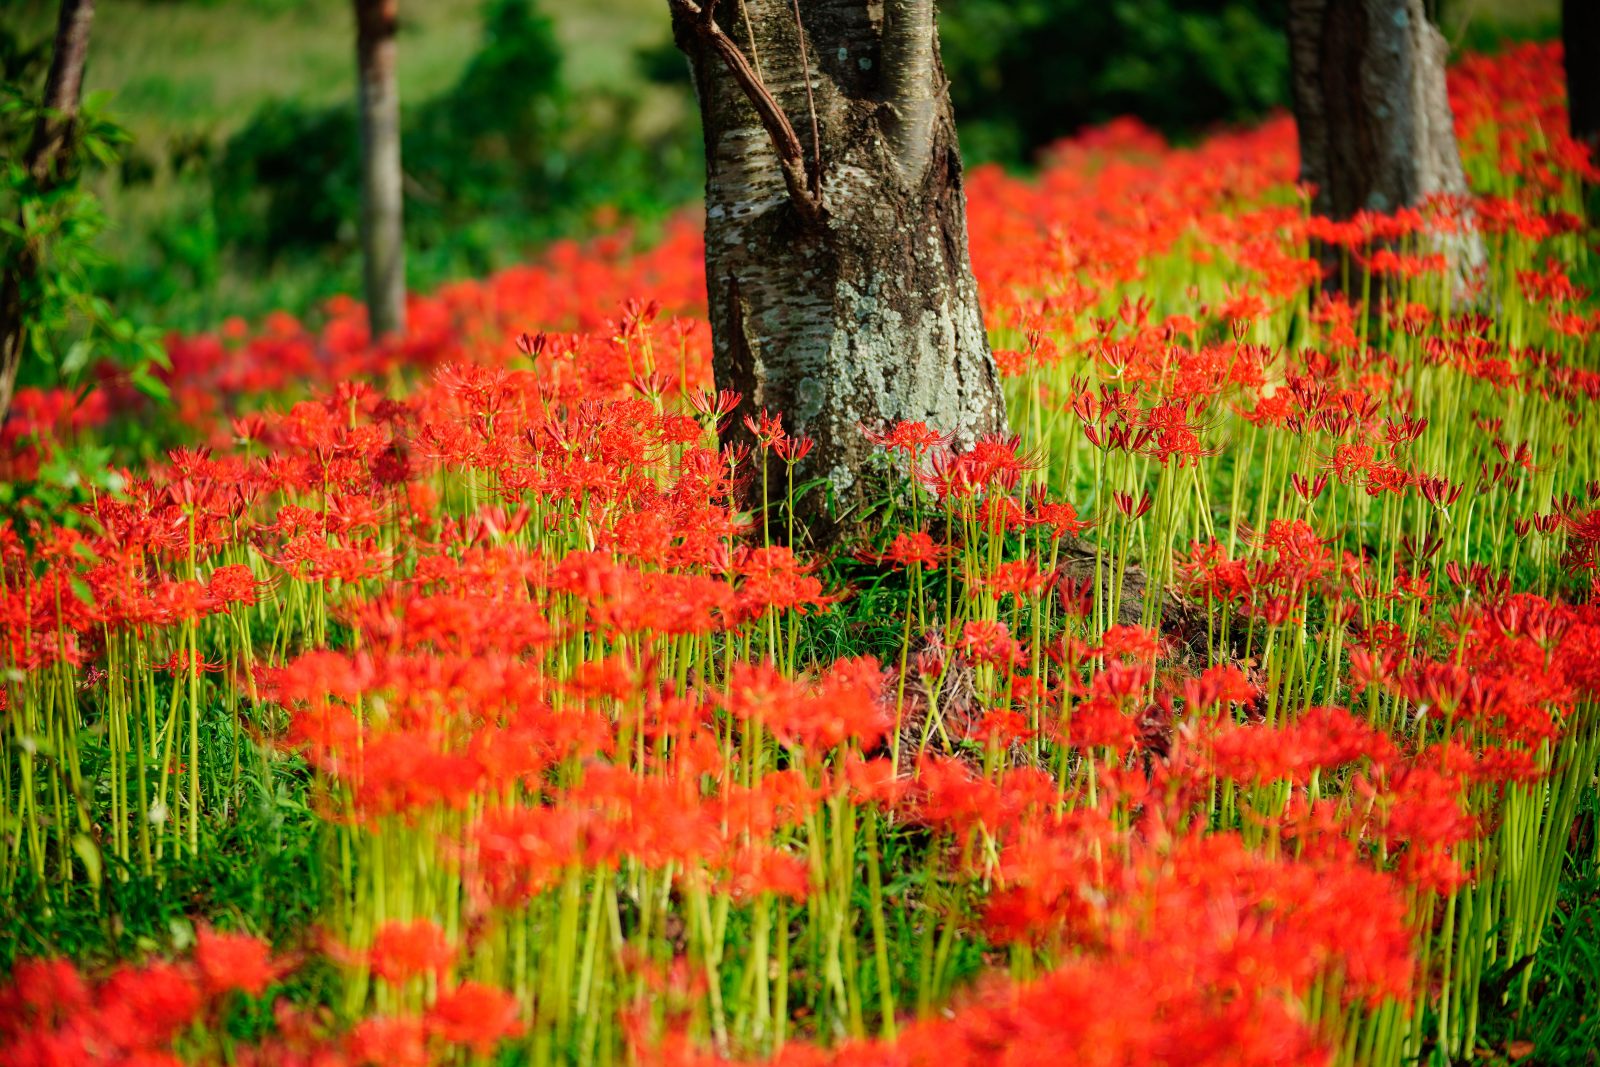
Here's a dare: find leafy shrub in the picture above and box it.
[938,0,1289,161]
[0,88,169,403]
[211,0,701,284]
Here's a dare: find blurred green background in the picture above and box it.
[0,0,1560,336]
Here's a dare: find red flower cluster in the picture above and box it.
[1,40,1597,1067]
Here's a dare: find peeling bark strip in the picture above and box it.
[672,0,822,223]
[355,0,406,340]
[669,0,1008,530]
[0,0,96,429]
[1288,0,1483,283]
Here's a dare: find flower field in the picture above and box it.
[4,40,1600,1067]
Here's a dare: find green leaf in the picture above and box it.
[142,337,172,370]
[792,476,834,499]
[71,834,103,890]
[59,338,92,377]
[130,364,170,400]
[83,135,119,168]
[168,917,195,951]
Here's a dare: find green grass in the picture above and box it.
[8,0,666,146]
[2,0,1561,335]
[3,0,680,330]
[3,0,1558,157]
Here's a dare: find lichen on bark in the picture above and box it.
[670,0,1008,536]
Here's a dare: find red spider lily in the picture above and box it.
[688,387,743,420]
[732,545,839,619]
[193,927,280,998]
[1204,705,1395,784]
[859,420,952,457]
[958,619,1025,670]
[1181,663,1261,710]
[346,1015,429,1067]
[1111,489,1153,520]
[1289,471,1328,503]
[0,41,1596,1067]
[369,920,456,984]
[1026,493,1091,538]
[207,563,262,607]
[879,530,944,569]
[151,648,228,675]
[425,981,524,1054]
[1098,623,1164,662]
[742,409,788,451]
[773,434,815,463]
[978,559,1050,601]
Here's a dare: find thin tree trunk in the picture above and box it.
[1566,0,1600,157]
[1288,0,1483,285]
[355,0,406,340]
[0,0,96,430]
[670,0,1007,533]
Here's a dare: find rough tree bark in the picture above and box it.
[668,0,1007,527]
[0,0,95,430]
[1565,0,1600,157]
[354,0,406,340]
[1288,0,1482,282]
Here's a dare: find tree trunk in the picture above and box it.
[1288,0,1482,282]
[1566,0,1600,156]
[669,0,1007,529]
[354,0,406,340]
[0,0,95,430]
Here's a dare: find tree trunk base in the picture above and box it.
[674,0,1007,541]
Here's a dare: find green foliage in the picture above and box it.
[0,437,124,540]
[207,0,701,286]
[937,0,1561,166]
[210,101,357,262]
[1470,788,1600,1066]
[0,723,323,972]
[938,0,1290,161]
[0,87,170,400]
[1451,8,1562,58]
[0,22,51,145]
